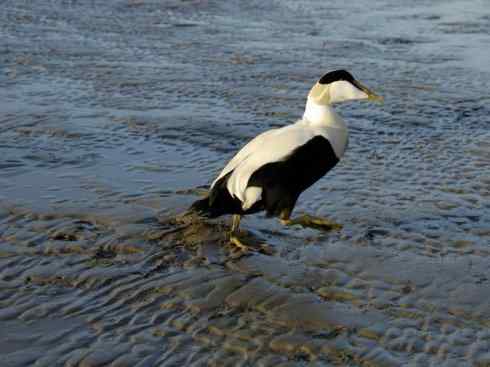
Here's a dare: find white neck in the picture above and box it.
[302,98,347,129]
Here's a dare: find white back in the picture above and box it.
[225,124,316,202]
[211,128,278,189]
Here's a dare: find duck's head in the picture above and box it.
[308,69,383,105]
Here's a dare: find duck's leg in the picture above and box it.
[229,215,249,251]
[279,209,342,231]
[231,214,241,233]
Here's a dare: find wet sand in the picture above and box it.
[1,0,490,366]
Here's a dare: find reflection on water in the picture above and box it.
[1,0,489,366]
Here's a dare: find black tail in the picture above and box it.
[189,192,234,218]
[189,196,226,218]
[189,196,213,217]
[189,174,247,218]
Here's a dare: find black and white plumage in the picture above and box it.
[191,70,382,227]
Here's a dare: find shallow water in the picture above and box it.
[1,0,490,366]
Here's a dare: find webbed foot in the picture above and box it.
[281,214,342,231]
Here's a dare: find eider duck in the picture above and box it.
[191,70,382,249]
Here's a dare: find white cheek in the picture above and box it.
[329,80,368,103]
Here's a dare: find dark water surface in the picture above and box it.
[1,0,490,366]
